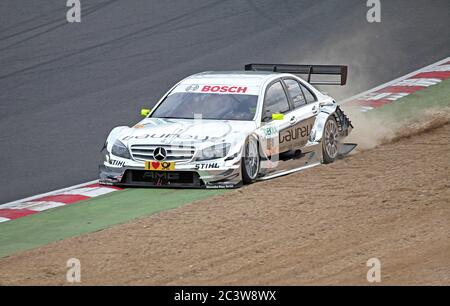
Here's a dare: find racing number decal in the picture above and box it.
[279,117,316,152]
[145,161,175,171]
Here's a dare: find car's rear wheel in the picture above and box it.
[322,116,339,164]
[242,136,260,184]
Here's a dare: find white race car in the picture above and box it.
[99,64,356,188]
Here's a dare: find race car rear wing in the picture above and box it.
[244,63,348,85]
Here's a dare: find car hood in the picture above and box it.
[115,118,257,147]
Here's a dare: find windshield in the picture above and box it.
[151,92,258,121]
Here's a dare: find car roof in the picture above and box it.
[182,71,286,87]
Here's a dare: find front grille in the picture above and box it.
[130,144,195,162]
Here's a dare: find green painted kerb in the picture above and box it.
[0,188,226,258]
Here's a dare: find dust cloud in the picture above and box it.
[344,107,450,151]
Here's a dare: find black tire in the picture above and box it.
[322,116,339,164]
[241,136,260,184]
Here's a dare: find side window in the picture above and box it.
[284,79,306,108]
[300,84,317,103]
[263,81,290,119]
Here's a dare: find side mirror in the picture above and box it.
[271,113,284,120]
[140,108,151,117]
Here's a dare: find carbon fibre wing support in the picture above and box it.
[244,63,348,85]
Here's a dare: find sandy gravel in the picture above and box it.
[0,123,449,285]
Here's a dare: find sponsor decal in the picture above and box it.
[201,85,248,94]
[110,160,125,167]
[264,146,279,156]
[263,126,278,137]
[278,117,316,152]
[195,163,220,170]
[172,84,259,95]
[280,123,313,144]
[205,184,236,189]
[259,126,280,156]
[185,84,200,92]
[143,171,179,180]
[145,161,175,171]
[123,133,209,141]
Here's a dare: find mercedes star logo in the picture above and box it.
[153,147,167,161]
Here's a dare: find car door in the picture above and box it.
[260,80,293,156]
[278,78,320,151]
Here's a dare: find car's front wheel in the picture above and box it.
[242,136,260,184]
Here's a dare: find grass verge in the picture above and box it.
[0,188,225,258]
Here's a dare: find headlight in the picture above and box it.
[196,143,230,161]
[111,140,131,159]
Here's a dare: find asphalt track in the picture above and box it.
[1,0,449,203]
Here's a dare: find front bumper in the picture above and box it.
[99,158,243,189]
